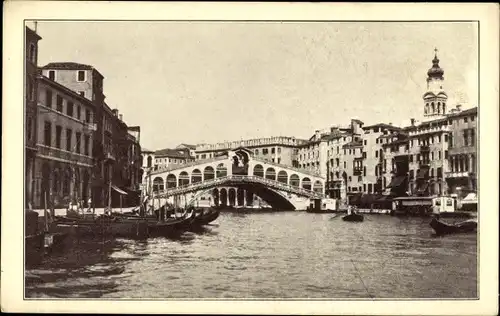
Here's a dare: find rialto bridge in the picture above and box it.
[146,148,326,210]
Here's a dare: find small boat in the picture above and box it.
[342,213,364,222]
[191,208,220,227]
[429,217,477,236]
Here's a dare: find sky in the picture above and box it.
[29,21,478,150]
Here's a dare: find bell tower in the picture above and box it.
[423,48,448,119]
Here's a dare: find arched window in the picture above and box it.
[147,156,152,168]
[166,174,177,188]
[203,166,215,180]
[153,177,164,192]
[302,177,312,190]
[179,171,189,186]
[216,163,227,178]
[253,164,264,177]
[265,168,276,180]
[191,169,202,183]
[277,170,288,183]
[313,181,323,193]
[290,174,300,187]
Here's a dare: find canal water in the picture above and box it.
[25,211,477,299]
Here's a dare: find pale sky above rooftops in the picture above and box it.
[29,21,478,150]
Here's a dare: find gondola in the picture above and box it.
[429,217,477,236]
[191,208,220,226]
[342,212,364,222]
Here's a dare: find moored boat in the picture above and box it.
[429,217,477,236]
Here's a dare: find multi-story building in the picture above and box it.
[445,107,477,198]
[361,123,402,194]
[195,137,305,167]
[25,26,42,209]
[380,132,410,196]
[40,62,141,207]
[34,74,96,208]
[154,147,195,170]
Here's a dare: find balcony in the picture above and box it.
[353,169,362,176]
[420,145,430,152]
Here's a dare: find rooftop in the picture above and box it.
[362,123,402,131]
[154,148,193,159]
[41,62,104,78]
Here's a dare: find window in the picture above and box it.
[271,148,275,154]
[463,130,469,147]
[263,149,268,155]
[56,95,63,112]
[278,147,281,154]
[375,151,378,158]
[67,101,74,117]
[79,91,85,97]
[84,135,90,156]
[368,183,373,193]
[449,135,454,148]
[255,149,259,155]
[343,161,346,168]
[349,176,352,182]
[66,129,72,151]
[29,43,36,63]
[363,184,366,192]
[430,168,434,177]
[75,132,81,154]
[55,125,62,148]
[409,170,414,179]
[438,151,441,160]
[431,152,434,160]
[444,150,448,159]
[85,110,91,123]
[362,152,367,159]
[277,158,281,164]
[444,134,448,142]
[48,70,55,80]
[437,167,442,178]
[417,154,421,161]
[471,116,475,122]
[363,140,367,145]
[77,70,86,82]
[470,129,475,146]
[363,166,366,176]
[336,158,339,166]
[464,117,468,123]
[409,155,413,163]
[45,90,53,107]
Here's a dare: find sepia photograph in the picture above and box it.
[2,2,499,315]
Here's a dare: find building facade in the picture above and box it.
[34,75,96,208]
[25,26,42,209]
[40,62,141,207]
[445,107,478,198]
[195,137,304,167]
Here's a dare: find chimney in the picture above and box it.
[456,104,462,112]
[112,109,119,117]
[389,122,392,126]
[119,114,123,121]
[410,118,415,126]
[315,130,320,140]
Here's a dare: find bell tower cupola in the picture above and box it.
[423,48,448,119]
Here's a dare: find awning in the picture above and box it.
[387,176,406,188]
[112,185,128,195]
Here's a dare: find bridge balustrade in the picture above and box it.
[155,174,324,199]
